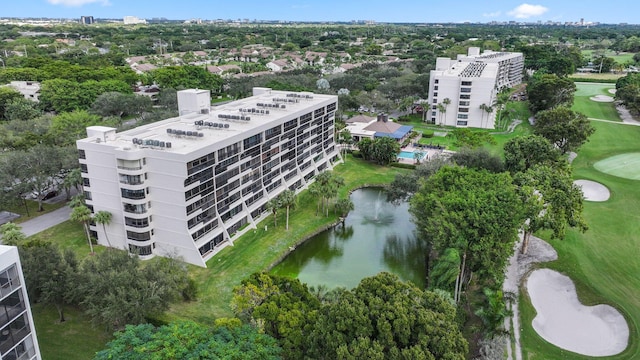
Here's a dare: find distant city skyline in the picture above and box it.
[2,0,639,24]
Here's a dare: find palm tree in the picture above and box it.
[436,103,446,126]
[70,205,94,254]
[492,90,510,130]
[442,98,451,126]
[266,197,281,227]
[0,222,26,246]
[278,189,297,230]
[62,168,82,201]
[334,198,354,226]
[93,210,113,247]
[479,103,493,129]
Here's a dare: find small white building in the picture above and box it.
[6,81,40,102]
[77,88,340,267]
[427,47,524,129]
[123,16,147,25]
[0,246,41,360]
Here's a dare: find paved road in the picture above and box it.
[19,205,72,237]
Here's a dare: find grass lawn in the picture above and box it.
[569,72,625,81]
[520,120,640,359]
[27,220,105,259]
[581,50,635,65]
[572,82,621,122]
[32,304,112,360]
[164,156,410,322]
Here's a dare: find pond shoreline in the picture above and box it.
[265,184,387,272]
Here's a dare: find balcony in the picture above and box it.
[121,188,146,200]
[123,203,147,214]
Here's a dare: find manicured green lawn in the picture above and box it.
[571,82,621,122]
[520,120,640,359]
[32,304,112,360]
[27,220,105,259]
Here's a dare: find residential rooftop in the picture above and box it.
[78,88,336,155]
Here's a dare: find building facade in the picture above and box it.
[79,16,94,25]
[0,246,41,360]
[77,88,340,267]
[427,47,524,128]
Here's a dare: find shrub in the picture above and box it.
[422,130,434,138]
[390,162,416,170]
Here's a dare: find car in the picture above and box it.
[41,190,58,200]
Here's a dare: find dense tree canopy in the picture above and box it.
[94,321,281,360]
[503,135,562,173]
[149,66,223,93]
[526,73,576,114]
[233,272,467,360]
[533,106,595,155]
[74,250,192,330]
[410,166,522,295]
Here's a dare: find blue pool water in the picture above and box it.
[398,150,427,160]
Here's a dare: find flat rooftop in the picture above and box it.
[78,89,336,155]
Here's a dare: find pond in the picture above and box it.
[271,187,426,289]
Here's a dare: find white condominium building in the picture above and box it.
[427,47,524,128]
[77,88,340,267]
[0,246,41,360]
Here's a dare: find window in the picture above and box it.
[434,86,438,90]
[126,231,151,241]
[78,149,86,159]
[434,79,439,84]
[433,92,438,97]
[284,119,298,132]
[243,133,262,150]
[457,120,468,126]
[82,178,90,187]
[457,114,469,119]
[459,101,470,106]
[0,290,26,328]
[461,81,472,86]
[460,94,471,100]
[84,191,92,200]
[125,217,149,228]
[460,88,471,93]
[123,203,146,214]
[265,125,282,140]
[458,108,469,113]
[80,163,88,173]
[187,153,215,175]
[119,174,142,185]
[129,244,153,256]
[0,265,20,299]
[121,188,145,200]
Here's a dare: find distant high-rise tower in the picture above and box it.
[80,16,94,25]
[0,245,41,360]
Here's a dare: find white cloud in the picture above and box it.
[47,0,111,6]
[483,11,502,18]
[508,3,548,19]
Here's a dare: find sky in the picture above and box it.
[2,0,639,24]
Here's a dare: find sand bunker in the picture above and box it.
[609,88,617,95]
[590,94,615,102]
[527,269,629,356]
[574,180,610,201]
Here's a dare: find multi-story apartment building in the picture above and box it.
[0,246,41,360]
[427,47,524,128]
[77,88,340,267]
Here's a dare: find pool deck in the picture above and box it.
[397,145,444,165]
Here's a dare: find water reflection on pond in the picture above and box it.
[271,187,426,289]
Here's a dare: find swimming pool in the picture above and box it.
[398,150,427,160]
